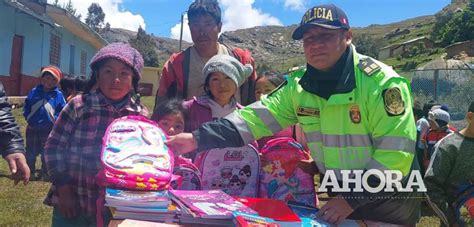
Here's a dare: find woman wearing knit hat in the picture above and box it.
[43,42,148,226]
[178,54,252,159]
[23,65,66,181]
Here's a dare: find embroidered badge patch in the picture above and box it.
[297,106,320,117]
[349,105,361,124]
[383,87,405,116]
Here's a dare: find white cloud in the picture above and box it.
[170,0,282,43]
[219,0,282,32]
[47,0,145,31]
[170,14,193,43]
[284,0,306,11]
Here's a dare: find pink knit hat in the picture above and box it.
[90,42,144,79]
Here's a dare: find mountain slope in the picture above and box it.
[99,0,468,72]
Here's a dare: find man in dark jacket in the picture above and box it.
[0,82,30,185]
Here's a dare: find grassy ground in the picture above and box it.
[0,96,440,226]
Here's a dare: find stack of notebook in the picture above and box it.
[105,188,178,223]
[170,189,258,226]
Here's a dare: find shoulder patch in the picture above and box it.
[382,87,405,116]
[267,80,288,97]
[358,58,381,76]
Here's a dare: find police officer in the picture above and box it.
[168,4,420,224]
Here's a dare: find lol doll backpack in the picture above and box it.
[100,115,174,190]
[171,156,202,190]
[259,137,317,206]
[195,144,260,197]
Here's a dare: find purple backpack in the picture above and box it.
[195,144,260,197]
[171,156,202,190]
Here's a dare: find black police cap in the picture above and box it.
[292,4,350,40]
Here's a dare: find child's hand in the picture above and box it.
[298,159,319,175]
[57,185,79,218]
[166,133,198,156]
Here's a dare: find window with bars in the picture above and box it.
[49,33,61,66]
[80,50,87,75]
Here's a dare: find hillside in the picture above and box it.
[99,0,469,72]
[100,28,192,66]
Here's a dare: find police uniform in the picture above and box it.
[191,4,421,224]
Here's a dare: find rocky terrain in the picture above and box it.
[99,0,470,72]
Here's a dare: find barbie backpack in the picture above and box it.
[171,156,202,190]
[195,144,260,197]
[100,115,174,190]
[259,137,317,206]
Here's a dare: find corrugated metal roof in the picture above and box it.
[3,0,53,26]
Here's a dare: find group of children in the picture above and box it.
[22,42,312,226]
[23,41,472,226]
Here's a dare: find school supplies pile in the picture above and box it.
[170,189,258,226]
[234,197,302,226]
[100,116,178,223]
[232,211,280,227]
[106,188,179,223]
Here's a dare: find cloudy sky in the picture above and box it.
[48,0,450,43]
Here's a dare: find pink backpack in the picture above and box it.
[259,137,317,206]
[100,115,174,190]
[171,156,202,190]
[195,144,260,197]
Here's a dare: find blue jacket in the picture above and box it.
[23,85,66,128]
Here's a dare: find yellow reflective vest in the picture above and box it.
[225,46,416,180]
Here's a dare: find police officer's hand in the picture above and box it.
[166,133,198,156]
[5,152,30,185]
[317,195,354,224]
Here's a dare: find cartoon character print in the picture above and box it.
[210,178,224,190]
[105,123,170,175]
[228,175,243,196]
[238,165,252,190]
[263,152,300,201]
[220,166,233,192]
[175,168,199,190]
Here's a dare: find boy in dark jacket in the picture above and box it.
[23,65,66,180]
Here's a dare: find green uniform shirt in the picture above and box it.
[225,46,416,179]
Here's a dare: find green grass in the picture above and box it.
[383,50,444,71]
[0,96,440,226]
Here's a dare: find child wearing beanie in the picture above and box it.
[425,101,474,226]
[181,54,252,159]
[423,108,453,165]
[43,42,148,226]
[23,65,66,181]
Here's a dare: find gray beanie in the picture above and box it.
[203,54,253,87]
[428,108,450,124]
